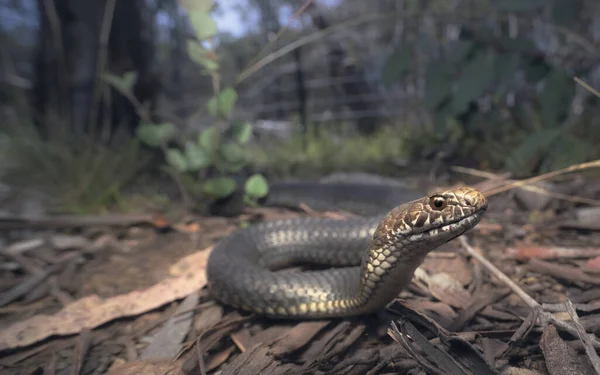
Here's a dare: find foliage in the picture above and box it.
[0,122,146,213]
[382,0,598,176]
[103,0,268,208]
[248,125,409,178]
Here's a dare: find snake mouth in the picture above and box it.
[436,206,487,240]
[413,205,487,239]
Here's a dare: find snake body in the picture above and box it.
[206,186,487,318]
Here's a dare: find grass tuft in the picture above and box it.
[248,125,410,178]
[0,121,148,214]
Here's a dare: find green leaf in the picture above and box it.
[447,40,475,64]
[495,0,547,12]
[179,172,204,197]
[540,134,595,172]
[184,141,211,170]
[136,123,176,147]
[496,36,537,54]
[202,177,237,198]
[504,128,562,175]
[178,0,213,12]
[220,142,245,164]
[102,71,138,95]
[424,60,453,111]
[188,11,217,40]
[166,148,188,172]
[494,54,521,94]
[382,45,413,87]
[525,58,552,83]
[222,161,246,173]
[209,88,238,119]
[207,96,218,117]
[540,70,573,127]
[198,126,219,151]
[186,40,219,72]
[245,174,269,199]
[451,51,495,114]
[230,121,253,144]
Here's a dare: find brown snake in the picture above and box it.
[206,186,487,318]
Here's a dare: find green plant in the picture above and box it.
[0,121,145,213]
[382,1,600,176]
[248,124,410,178]
[103,0,268,208]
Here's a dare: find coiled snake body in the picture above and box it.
[207,186,487,318]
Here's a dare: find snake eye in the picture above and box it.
[429,196,447,211]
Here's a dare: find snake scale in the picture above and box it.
[206,186,487,318]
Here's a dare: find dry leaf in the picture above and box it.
[0,248,212,351]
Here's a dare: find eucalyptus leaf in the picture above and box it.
[540,134,594,172]
[188,11,217,40]
[136,123,176,147]
[245,174,269,199]
[203,177,237,198]
[184,141,211,170]
[222,161,246,173]
[211,88,238,119]
[180,173,204,197]
[540,70,573,128]
[166,148,188,172]
[424,60,453,111]
[382,45,413,87]
[199,127,219,151]
[231,121,253,144]
[186,40,219,72]
[220,142,245,163]
[452,51,495,114]
[178,0,213,12]
[504,128,562,175]
[207,96,218,117]
[102,71,138,95]
[494,54,521,94]
[447,40,475,64]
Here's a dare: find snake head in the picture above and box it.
[372,186,488,253]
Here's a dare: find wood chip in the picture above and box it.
[141,291,200,360]
[230,328,253,353]
[206,345,237,371]
[427,272,472,309]
[540,324,595,375]
[270,320,331,357]
[193,303,224,334]
[528,258,600,285]
[105,359,181,375]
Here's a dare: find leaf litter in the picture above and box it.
[4,169,600,374]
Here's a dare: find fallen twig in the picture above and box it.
[459,236,600,349]
[452,165,600,206]
[564,300,600,374]
[0,213,160,230]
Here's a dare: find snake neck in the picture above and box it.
[345,247,427,315]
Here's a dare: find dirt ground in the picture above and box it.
[2,175,600,375]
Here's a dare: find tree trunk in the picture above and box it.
[33,0,158,141]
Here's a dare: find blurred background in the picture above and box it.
[1,0,599,214]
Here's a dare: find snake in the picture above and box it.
[206,186,487,318]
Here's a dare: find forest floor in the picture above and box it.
[2,172,600,375]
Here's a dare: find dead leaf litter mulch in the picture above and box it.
[3,178,600,374]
